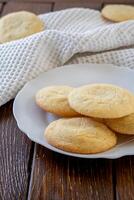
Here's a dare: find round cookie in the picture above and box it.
[0,11,44,43]
[36,85,79,117]
[101,4,134,22]
[68,84,134,118]
[45,117,117,154]
[105,113,134,135]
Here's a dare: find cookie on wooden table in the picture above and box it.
[105,113,134,135]
[36,86,79,117]
[68,84,134,118]
[101,4,134,22]
[0,11,44,43]
[45,117,117,154]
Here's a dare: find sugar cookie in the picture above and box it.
[101,4,134,22]
[0,11,44,43]
[36,86,79,117]
[45,117,117,154]
[68,84,134,118]
[105,113,134,135]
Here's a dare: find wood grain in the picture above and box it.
[2,2,52,15]
[28,145,114,200]
[0,3,52,200]
[115,157,134,200]
[0,101,32,200]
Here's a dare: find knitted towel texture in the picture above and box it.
[0,8,134,106]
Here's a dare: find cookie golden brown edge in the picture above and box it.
[0,11,44,43]
[101,4,134,22]
[36,85,79,117]
[105,113,134,135]
[68,84,134,119]
[45,117,117,154]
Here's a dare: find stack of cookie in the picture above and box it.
[36,84,134,154]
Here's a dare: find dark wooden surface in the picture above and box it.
[28,146,114,200]
[53,1,102,10]
[0,1,134,200]
[0,101,32,200]
[2,2,52,15]
[115,157,134,200]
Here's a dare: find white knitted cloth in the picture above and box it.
[0,8,134,106]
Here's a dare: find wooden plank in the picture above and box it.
[1,0,102,3]
[54,1,102,10]
[0,3,2,11]
[115,157,134,200]
[0,0,134,4]
[2,2,52,15]
[0,2,3,16]
[0,101,32,199]
[5,0,133,2]
[103,0,134,4]
[0,3,52,200]
[53,0,134,11]
[28,145,114,200]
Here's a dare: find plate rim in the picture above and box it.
[13,63,134,159]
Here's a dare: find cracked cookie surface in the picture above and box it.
[68,84,134,118]
[36,85,79,117]
[0,11,44,43]
[105,113,134,135]
[45,117,117,154]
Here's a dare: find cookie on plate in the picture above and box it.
[105,113,134,135]
[101,4,134,22]
[36,85,79,117]
[68,84,134,118]
[45,117,117,154]
[0,11,44,43]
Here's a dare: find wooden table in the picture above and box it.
[0,0,134,199]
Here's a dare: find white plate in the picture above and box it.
[13,64,134,159]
